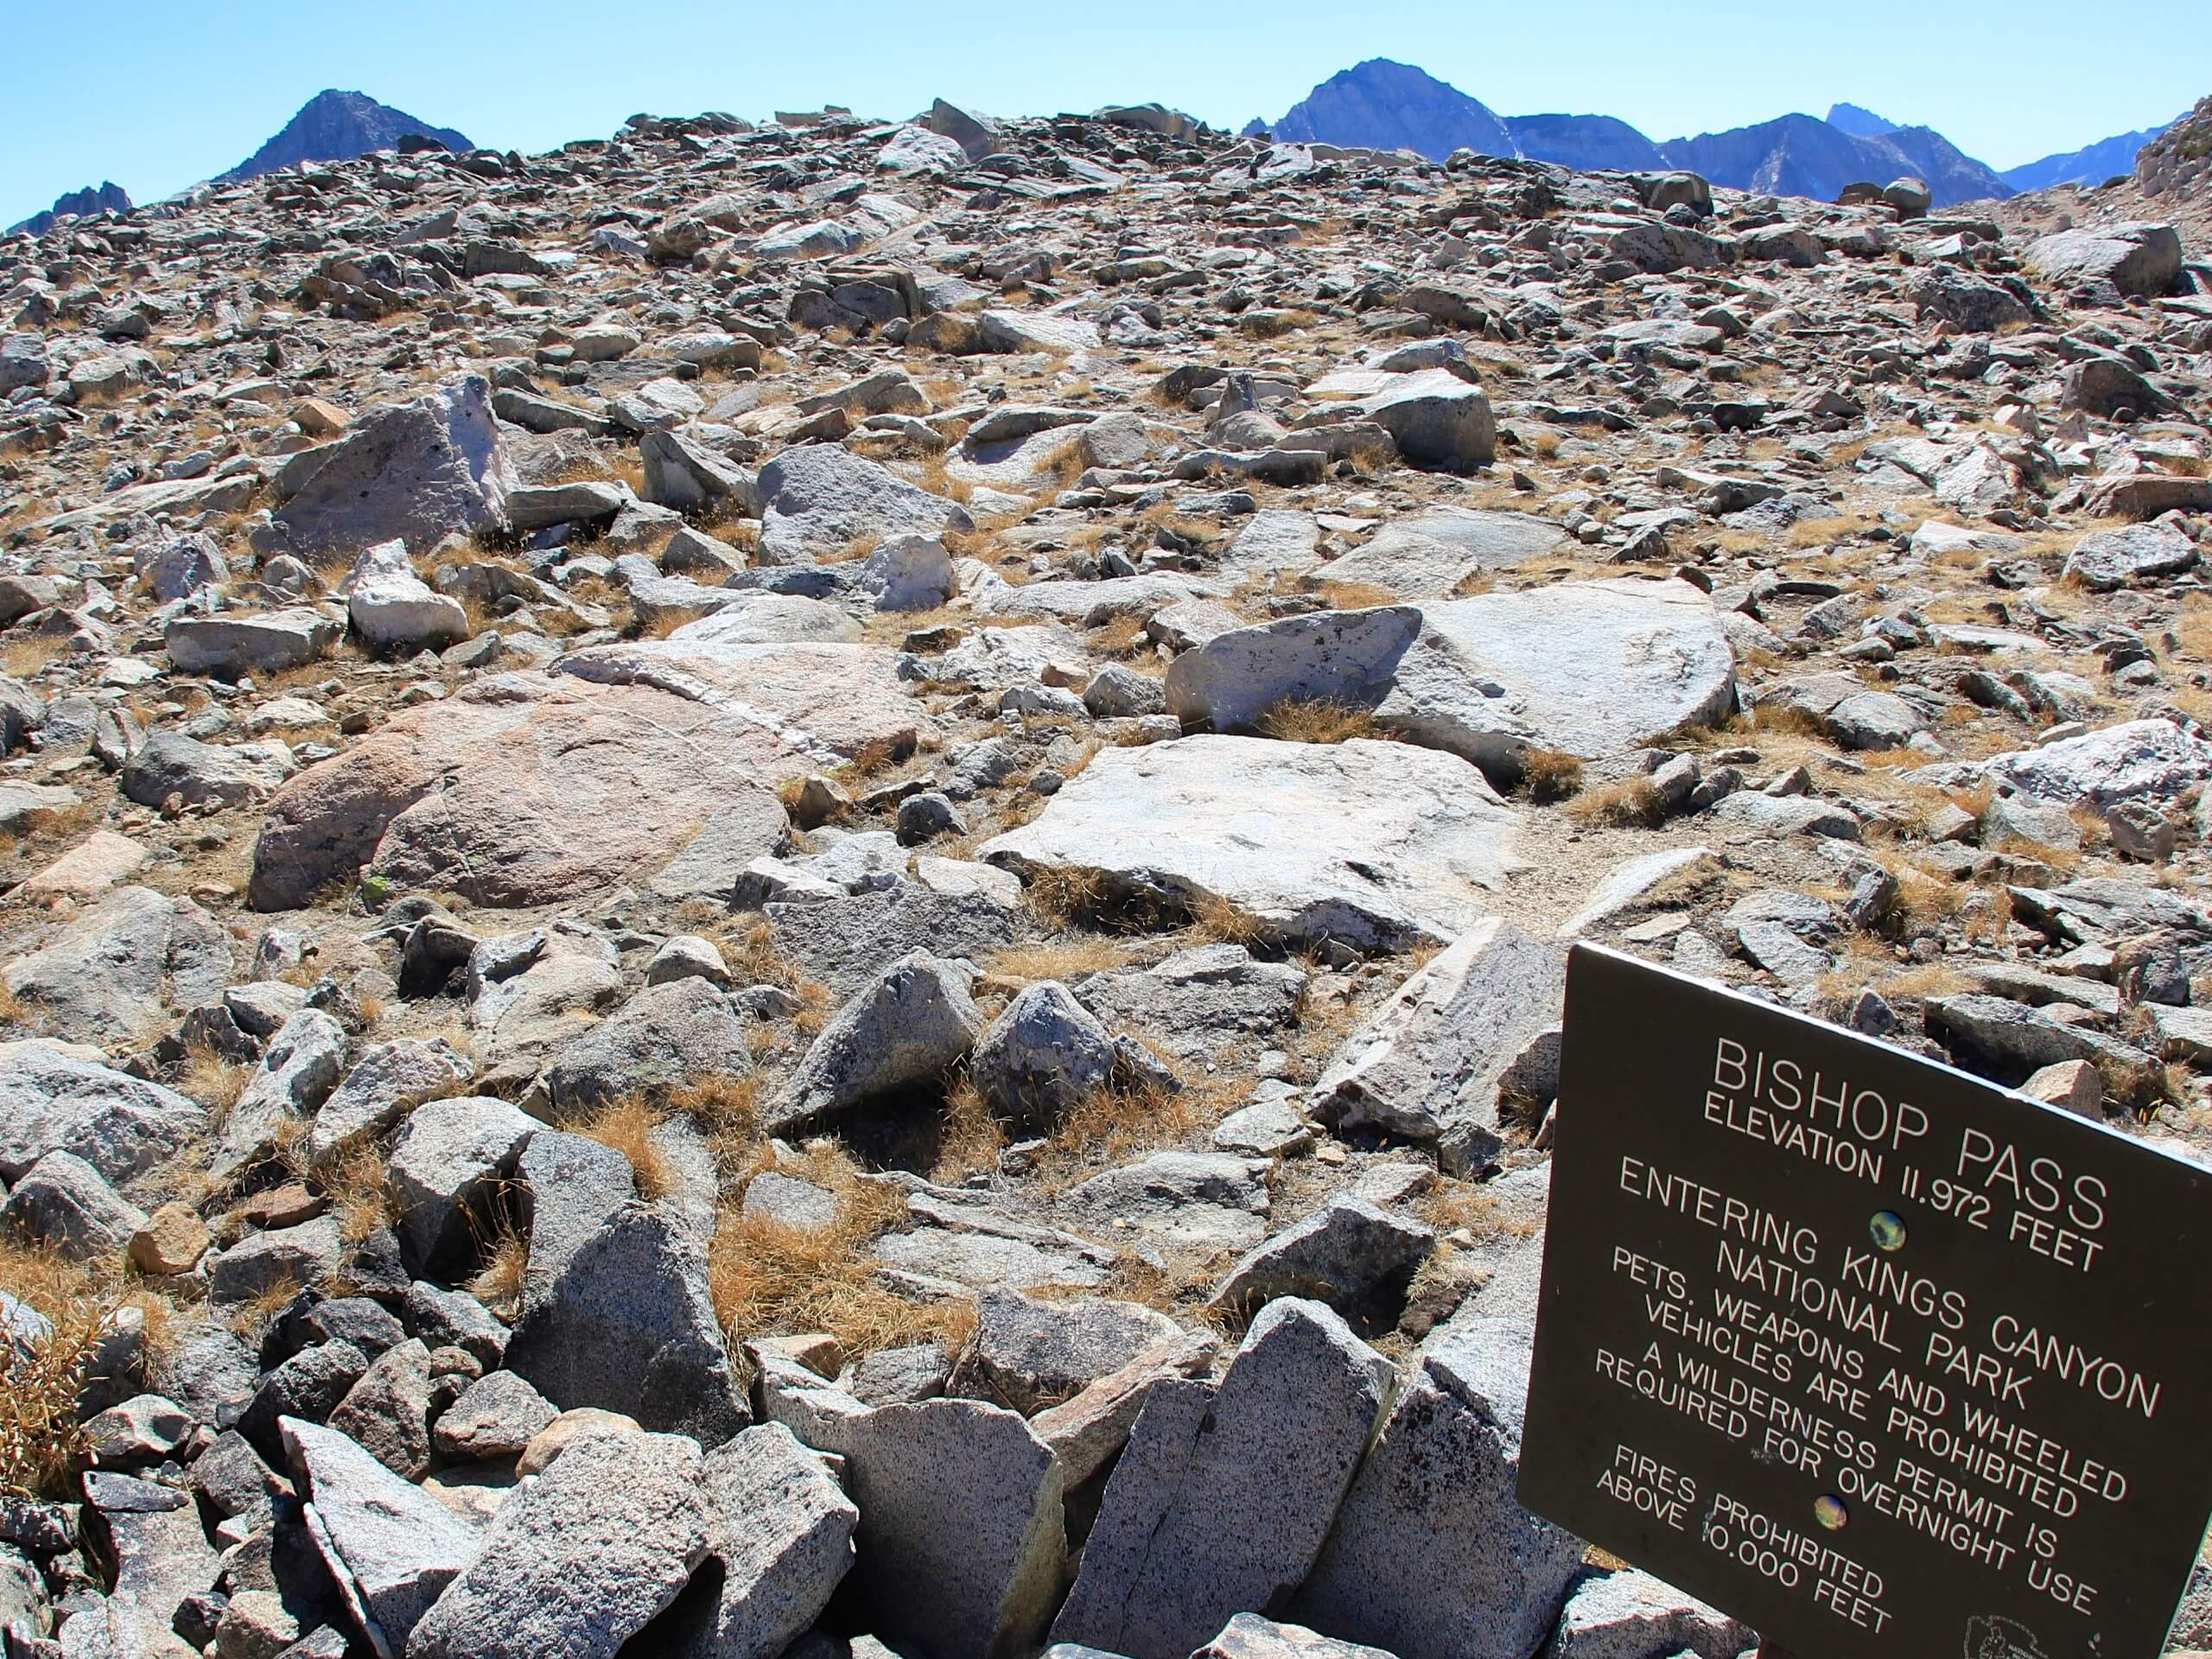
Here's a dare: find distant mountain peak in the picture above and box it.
[2003,111,2184,193]
[8,181,132,238]
[216,89,474,184]
[1264,60,1516,162]
[1827,103,1900,139]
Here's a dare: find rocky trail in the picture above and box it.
[1,94,2210,1659]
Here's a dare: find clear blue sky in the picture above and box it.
[5,0,2206,227]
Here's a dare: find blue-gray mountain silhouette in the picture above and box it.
[217,90,473,183]
[9,181,132,237]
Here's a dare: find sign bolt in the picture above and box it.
[1815,1495,1848,1530]
[1869,1210,1907,1252]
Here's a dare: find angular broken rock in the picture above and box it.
[1293,1315,1586,1659]
[504,1203,750,1441]
[1313,917,1567,1171]
[1310,506,1568,599]
[539,975,753,1119]
[164,607,343,676]
[1071,944,1307,1065]
[281,1415,477,1658]
[954,1287,1189,1415]
[0,1040,207,1185]
[386,1095,536,1274]
[327,1337,438,1480]
[265,375,516,560]
[1195,1615,1402,1659]
[0,1148,148,1260]
[2022,222,2183,299]
[305,1037,473,1163]
[670,1422,859,1659]
[407,1427,711,1659]
[1028,1332,1223,1488]
[755,442,973,564]
[969,980,1123,1123]
[1209,1195,1436,1320]
[806,1397,1065,1659]
[1344,368,1496,470]
[1052,1298,1393,1659]
[1164,582,1735,781]
[1546,1567,1752,1659]
[1962,720,2212,809]
[210,1007,347,1178]
[434,1369,558,1462]
[341,538,471,651]
[772,950,981,1133]
[3,885,232,1044]
[983,734,1521,951]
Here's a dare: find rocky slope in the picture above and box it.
[216,91,473,185]
[7,183,132,239]
[1987,97,2212,265]
[0,92,2209,1659]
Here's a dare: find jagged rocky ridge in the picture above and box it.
[1254,58,2177,208]
[0,92,2209,1659]
[7,184,132,240]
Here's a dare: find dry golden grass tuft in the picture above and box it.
[1818,931,1976,1008]
[225,1275,302,1342]
[328,1142,395,1247]
[664,1076,766,1171]
[1516,747,1585,803]
[986,937,1144,982]
[1089,614,1152,658]
[1037,1071,1236,1189]
[932,1071,1009,1183]
[709,1144,974,1357]
[1308,580,1402,612]
[823,531,884,565]
[1565,775,1666,829]
[0,982,43,1035]
[836,732,919,785]
[468,1205,530,1321]
[583,1096,676,1202]
[1257,698,1382,745]
[0,634,75,681]
[1784,514,1872,550]
[1419,1180,1540,1240]
[1188,892,1268,950]
[180,1037,254,1122]
[1023,864,1109,927]
[0,1243,134,1497]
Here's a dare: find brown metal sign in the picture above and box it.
[1520,944,2212,1659]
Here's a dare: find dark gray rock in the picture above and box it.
[1293,1315,1586,1659]
[407,1427,711,1659]
[1052,1300,1392,1659]
[504,1205,749,1441]
[540,976,753,1119]
[1209,1197,1435,1321]
[772,950,982,1133]
[1312,918,1567,1172]
[281,1415,476,1656]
